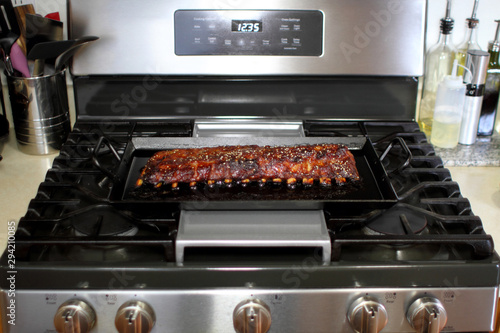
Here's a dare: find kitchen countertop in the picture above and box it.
[0,130,499,254]
[435,132,500,167]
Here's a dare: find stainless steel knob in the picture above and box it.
[233,299,272,333]
[54,299,96,333]
[115,300,156,333]
[347,297,388,333]
[407,297,447,333]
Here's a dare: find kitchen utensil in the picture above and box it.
[0,0,20,36]
[0,0,21,75]
[27,39,76,62]
[25,13,63,48]
[10,42,29,77]
[25,13,63,76]
[54,36,99,72]
[44,12,60,21]
[14,4,36,55]
[6,69,70,155]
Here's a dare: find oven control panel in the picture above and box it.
[4,287,497,332]
[174,10,323,56]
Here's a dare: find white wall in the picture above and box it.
[426,0,500,52]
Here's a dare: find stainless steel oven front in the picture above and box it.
[2,1,499,333]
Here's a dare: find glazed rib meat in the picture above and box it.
[136,144,360,188]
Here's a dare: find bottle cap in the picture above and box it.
[464,50,490,85]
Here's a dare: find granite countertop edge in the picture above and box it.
[434,132,500,167]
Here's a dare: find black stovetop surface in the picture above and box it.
[2,120,499,289]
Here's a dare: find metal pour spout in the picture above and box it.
[493,20,500,47]
[467,0,480,28]
[440,0,454,34]
[445,0,452,19]
[471,0,479,19]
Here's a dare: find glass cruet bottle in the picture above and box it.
[477,20,500,136]
[418,0,456,138]
[455,0,481,76]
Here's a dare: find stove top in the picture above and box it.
[12,120,495,264]
[2,120,498,332]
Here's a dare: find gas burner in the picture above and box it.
[58,244,140,262]
[71,207,138,237]
[364,205,428,236]
[344,242,450,262]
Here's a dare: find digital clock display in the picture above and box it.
[232,20,263,33]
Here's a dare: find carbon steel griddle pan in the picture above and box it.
[106,136,399,210]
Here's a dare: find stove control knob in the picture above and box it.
[347,297,388,333]
[407,297,447,333]
[54,299,96,333]
[233,299,272,333]
[115,300,156,333]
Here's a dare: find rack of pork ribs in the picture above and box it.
[135,144,360,189]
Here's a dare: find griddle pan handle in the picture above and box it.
[379,137,412,174]
[92,136,121,179]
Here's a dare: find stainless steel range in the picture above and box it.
[1,0,499,332]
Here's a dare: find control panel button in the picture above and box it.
[115,300,156,333]
[54,299,96,333]
[407,297,447,333]
[347,296,388,333]
[233,299,272,333]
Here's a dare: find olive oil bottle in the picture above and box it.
[478,20,500,136]
[455,0,481,76]
[418,0,455,138]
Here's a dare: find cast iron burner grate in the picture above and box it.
[327,203,494,261]
[4,120,496,265]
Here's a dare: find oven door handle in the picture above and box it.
[378,137,412,175]
[92,136,121,179]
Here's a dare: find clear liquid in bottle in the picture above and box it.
[418,0,455,138]
[431,107,462,148]
[430,60,466,149]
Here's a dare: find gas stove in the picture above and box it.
[2,120,498,332]
[1,0,499,332]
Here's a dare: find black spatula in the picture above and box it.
[27,39,75,62]
[25,13,63,76]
